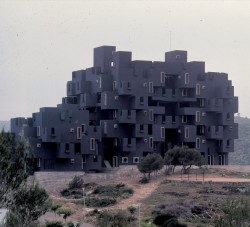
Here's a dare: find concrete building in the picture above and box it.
[11,46,238,171]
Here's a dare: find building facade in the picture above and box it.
[11,46,238,171]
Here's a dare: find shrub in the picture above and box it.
[67,221,74,227]
[60,189,71,197]
[96,210,129,227]
[92,184,133,197]
[51,203,61,213]
[57,208,74,224]
[45,220,63,227]
[153,213,176,226]
[85,197,117,207]
[128,205,136,214]
[68,176,84,190]
[60,188,83,199]
[139,176,149,184]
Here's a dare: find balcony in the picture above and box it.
[216,86,234,98]
[118,110,136,124]
[206,126,223,139]
[162,116,179,129]
[206,99,223,112]
[122,138,136,152]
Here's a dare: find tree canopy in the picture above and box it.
[137,153,164,179]
[0,131,31,208]
[164,146,203,173]
[0,131,51,227]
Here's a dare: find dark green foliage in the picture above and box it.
[51,203,62,213]
[153,213,187,227]
[139,176,150,184]
[93,184,133,197]
[96,210,129,227]
[57,208,74,224]
[45,220,64,227]
[5,184,51,227]
[85,197,117,207]
[0,132,51,227]
[68,175,84,190]
[153,213,176,226]
[127,205,136,214]
[60,188,83,199]
[60,176,84,199]
[137,153,164,178]
[67,221,75,227]
[165,146,202,173]
[0,132,32,207]
[214,196,250,227]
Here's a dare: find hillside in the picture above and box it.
[0,121,10,132]
[229,116,250,164]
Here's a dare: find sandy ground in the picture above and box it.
[39,165,250,226]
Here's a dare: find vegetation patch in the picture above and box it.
[92,183,133,197]
[71,182,133,208]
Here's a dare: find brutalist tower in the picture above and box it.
[11,46,238,171]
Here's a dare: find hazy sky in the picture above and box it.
[1,0,250,120]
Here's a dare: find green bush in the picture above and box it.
[68,176,84,190]
[127,205,136,214]
[57,208,74,223]
[85,197,117,207]
[92,184,133,197]
[60,188,83,198]
[67,221,74,227]
[45,220,63,227]
[51,203,61,212]
[96,210,129,227]
[153,213,187,227]
[139,176,149,184]
[60,189,71,197]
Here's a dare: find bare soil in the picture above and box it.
[39,165,250,226]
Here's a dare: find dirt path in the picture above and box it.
[108,175,165,210]
[39,166,250,226]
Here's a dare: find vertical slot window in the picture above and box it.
[196,138,200,149]
[149,137,154,148]
[182,88,187,96]
[149,109,154,121]
[196,111,201,122]
[160,72,165,83]
[161,127,165,138]
[185,73,190,84]
[149,82,154,93]
[77,127,82,139]
[113,81,117,90]
[104,93,107,105]
[90,138,95,150]
[196,84,201,95]
[185,127,189,138]
[37,126,41,137]
[81,124,86,133]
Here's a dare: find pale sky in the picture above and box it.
[1,0,250,120]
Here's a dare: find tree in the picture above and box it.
[137,153,164,179]
[165,146,203,174]
[0,131,32,208]
[5,184,51,227]
[0,131,50,227]
[164,146,182,172]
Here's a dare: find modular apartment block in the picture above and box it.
[11,46,238,171]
